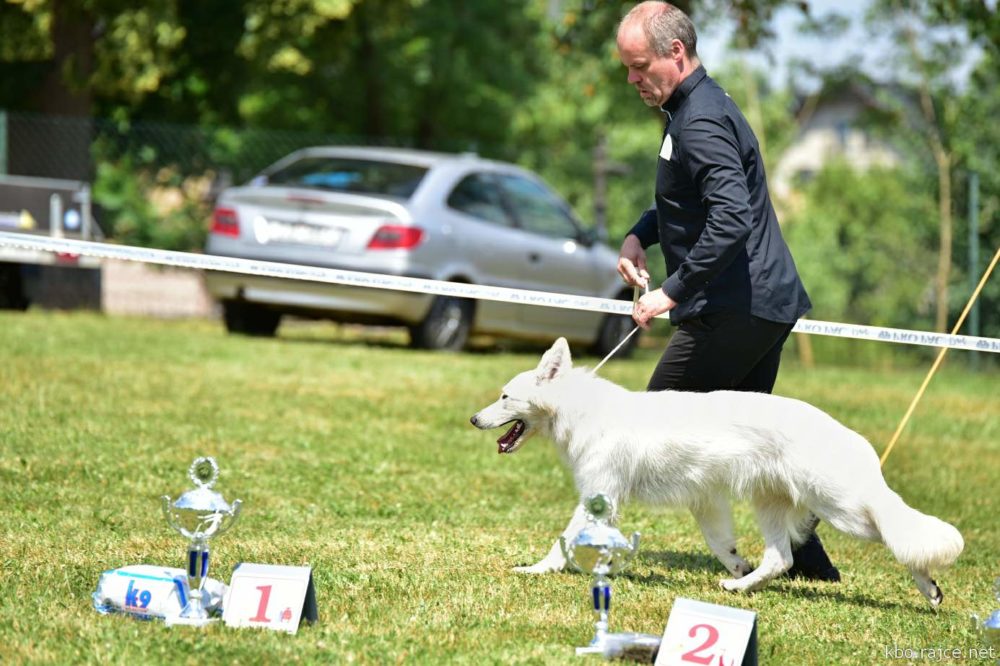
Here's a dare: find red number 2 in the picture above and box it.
[680,623,720,665]
[250,584,273,623]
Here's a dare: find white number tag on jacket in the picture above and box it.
[659,134,673,161]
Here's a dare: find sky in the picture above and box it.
[696,0,889,92]
[695,0,984,93]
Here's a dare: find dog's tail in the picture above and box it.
[870,489,964,571]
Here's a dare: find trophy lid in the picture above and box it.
[576,493,630,549]
[562,494,638,575]
[170,457,233,513]
[173,486,233,512]
[573,521,633,551]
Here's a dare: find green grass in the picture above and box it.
[1,311,997,665]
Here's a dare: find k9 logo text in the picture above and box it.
[124,580,152,611]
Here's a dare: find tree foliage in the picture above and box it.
[785,161,938,328]
[0,0,996,341]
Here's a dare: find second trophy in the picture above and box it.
[560,493,660,660]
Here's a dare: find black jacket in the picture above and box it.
[628,65,811,325]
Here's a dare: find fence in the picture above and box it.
[0,108,424,186]
[0,110,451,252]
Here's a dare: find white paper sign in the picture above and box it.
[223,563,317,634]
[655,597,757,666]
[659,133,674,161]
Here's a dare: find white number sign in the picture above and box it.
[655,598,757,666]
[223,563,317,634]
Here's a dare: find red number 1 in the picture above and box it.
[250,584,273,623]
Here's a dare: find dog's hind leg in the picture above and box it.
[690,496,751,578]
[721,499,794,593]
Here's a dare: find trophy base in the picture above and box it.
[164,614,219,628]
[576,632,661,661]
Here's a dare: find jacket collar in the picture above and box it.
[661,64,707,117]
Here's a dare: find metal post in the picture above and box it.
[50,193,63,238]
[81,184,92,240]
[0,109,7,175]
[968,172,980,370]
[593,134,609,239]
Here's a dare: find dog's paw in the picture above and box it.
[513,561,563,575]
[727,558,753,578]
[720,578,743,592]
[927,581,943,609]
[720,577,756,593]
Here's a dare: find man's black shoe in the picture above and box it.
[786,530,841,582]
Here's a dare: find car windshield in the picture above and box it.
[263,157,429,198]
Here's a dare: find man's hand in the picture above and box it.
[633,288,676,329]
[617,234,650,288]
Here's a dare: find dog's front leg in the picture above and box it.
[514,503,590,574]
[690,497,752,578]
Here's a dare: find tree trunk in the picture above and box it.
[933,148,953,332]
[32,0,93,117]
[356,2,384,139]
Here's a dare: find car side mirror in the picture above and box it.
[579,226,607,247]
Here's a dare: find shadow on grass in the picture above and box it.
[632,549,914,612]
[780,584,916,612]
[275,325,559,356]
[638,549,726,574]
[272,320,665,358]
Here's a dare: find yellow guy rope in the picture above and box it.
[880,245,1000,466]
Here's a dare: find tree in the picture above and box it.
[866,0,991,332]
[784,161,938,329]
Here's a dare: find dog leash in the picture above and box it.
[590,283,648,375]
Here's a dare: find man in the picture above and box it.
[615,1,839,581]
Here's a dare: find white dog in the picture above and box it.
[470,338,963,607]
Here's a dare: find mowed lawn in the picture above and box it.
[1,311,997,665]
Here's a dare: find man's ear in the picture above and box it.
[536,337,572,383]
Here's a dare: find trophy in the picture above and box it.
[560,494,660,660]
[161,456,242,627]
[972,578,1000,657]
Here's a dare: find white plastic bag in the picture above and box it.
[92,564,227,620]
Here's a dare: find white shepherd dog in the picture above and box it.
[470,338,963,607]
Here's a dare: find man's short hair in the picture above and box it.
[619,1,699,59]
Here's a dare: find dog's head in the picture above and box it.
[469,337,572,454]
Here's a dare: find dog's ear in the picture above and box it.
[536,337,572,383]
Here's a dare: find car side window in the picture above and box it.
[446,174,514,227]
[497,174,579,239]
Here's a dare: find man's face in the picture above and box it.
[617,24,679,107]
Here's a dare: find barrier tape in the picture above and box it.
[1,231,997,354]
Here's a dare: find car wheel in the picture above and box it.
[409,296,473,351]
[0,263,29,310]
[222,300,281,337]
[593,301,640,358]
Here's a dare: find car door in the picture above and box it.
[495,172,606,336]
[444,172,536,333]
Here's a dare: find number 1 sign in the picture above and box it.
[655,598,757,666]
[223,564,318,634]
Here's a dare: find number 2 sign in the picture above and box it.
[223,564,318,634]
[655,598,757,666]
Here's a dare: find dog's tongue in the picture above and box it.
[497,420,525,454]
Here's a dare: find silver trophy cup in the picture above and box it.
[162,456,242,627]
[972,578,1000,658]
[560,494,660,659]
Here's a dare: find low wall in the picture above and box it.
[101,259,217,318]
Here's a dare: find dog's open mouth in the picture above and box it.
[497,420,526,454]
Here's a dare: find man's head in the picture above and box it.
[616,1,700,108]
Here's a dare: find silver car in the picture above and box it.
[203,146,638,354]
